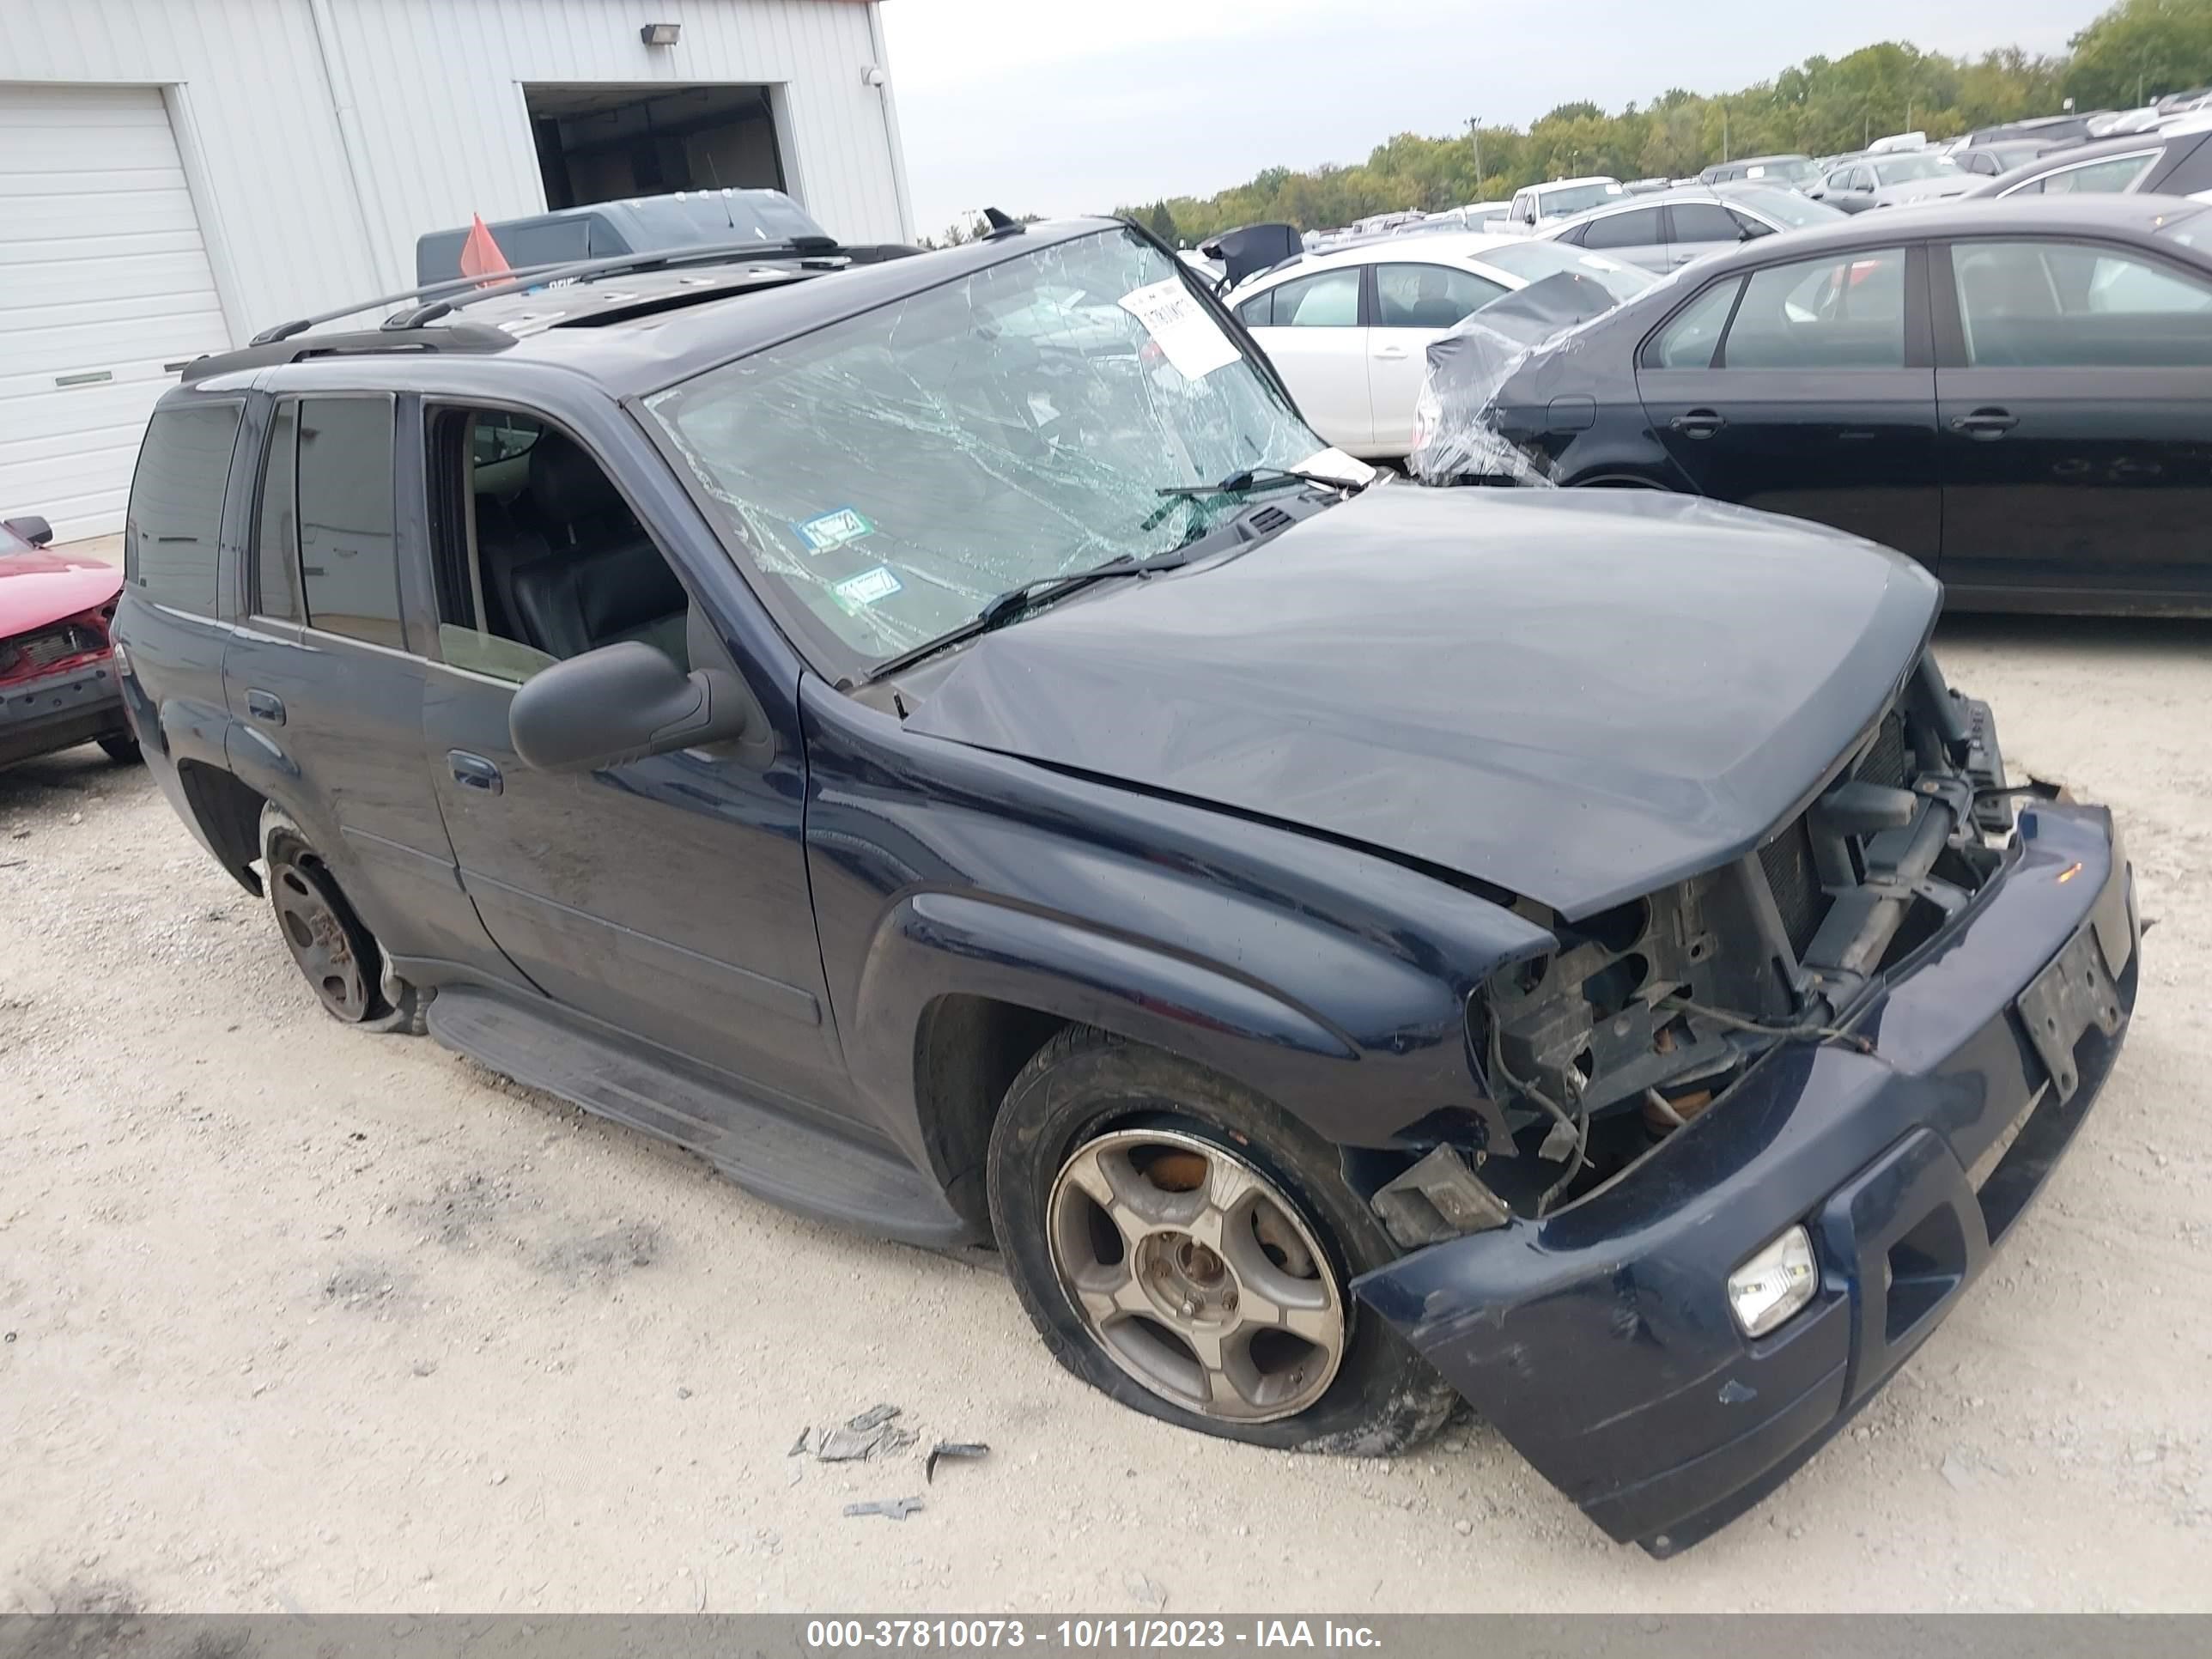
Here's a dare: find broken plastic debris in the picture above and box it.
[787,1426,811,1457]
[842,1496,924,1521]
[925,1441,990,1483]
[845,1403,901,1433]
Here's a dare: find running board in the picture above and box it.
[425,986,973,1247]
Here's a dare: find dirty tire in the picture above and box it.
[988,1027,1456,1455]
[97,733,142,765]
[259,803,400,1028]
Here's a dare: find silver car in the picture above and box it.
[1534,185,1844,272]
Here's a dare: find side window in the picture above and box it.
[1237,290,1274,328]
[1644,278,1741,368]
[125,404,241,612]
[253,402,301,621]
[2038,154,2157,196]
[1267,269,1360,328]
[1579,208,1663,250]
[1373,264,1506,328]
[1951,240,2212,367]
[429,409,693,685]
[296,397,404,648]
[1727,207,1777,240]
[1668,203,1744,245]
[493,218,592,270]
[1720,247,1908,368]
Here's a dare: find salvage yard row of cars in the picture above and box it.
[0,191,2140,1559]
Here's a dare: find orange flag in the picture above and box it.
[459,215,512,284]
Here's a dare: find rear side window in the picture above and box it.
[125,404,242,612]
[1579,208,1663,250]
[1373,263,1505,328]
[1645,279,1741,368]
[254,403,301,621]
[1721,248,1908,368]
[295,397,404,648]
[1668,203,1743,245]
[1265,269,1360,327]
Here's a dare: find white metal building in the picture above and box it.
[0,0,915,539]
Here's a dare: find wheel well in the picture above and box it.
[913,994,1069,1233]
[177,763,268,896]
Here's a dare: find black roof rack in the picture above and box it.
[191,237,850,384]
[180,321,517,383]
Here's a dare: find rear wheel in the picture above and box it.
[988,1028,1455,1454]
[258,804,406,1026]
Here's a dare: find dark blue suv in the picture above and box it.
[112,221,2139,1556]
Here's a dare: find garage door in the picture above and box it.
[0,85,234,543]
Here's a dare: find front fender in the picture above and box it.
[802,678,1556,1182]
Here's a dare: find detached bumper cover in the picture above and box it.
[0,655,126,766]
[1353,802,2137,1556]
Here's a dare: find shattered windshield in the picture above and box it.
[644,226,1325,666]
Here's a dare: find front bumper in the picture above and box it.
[1353,801,2137,1555]
[0,655,127,767]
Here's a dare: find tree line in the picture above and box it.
[1115,0,2212,244]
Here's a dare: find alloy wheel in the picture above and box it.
[268,848,375,1022]
[1045,1127,1346,1423]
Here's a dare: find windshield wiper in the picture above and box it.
[1154,465,1368,500]
[865,551,1177,683]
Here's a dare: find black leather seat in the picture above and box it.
[477,434,689,665]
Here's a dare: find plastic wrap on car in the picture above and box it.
[1407,272,1624,487]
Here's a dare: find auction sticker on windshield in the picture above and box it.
[795,507,876,554]
[833,566,902,612]
[1117,278,1241,380]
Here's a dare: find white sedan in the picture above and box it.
[1225,233,1656,457]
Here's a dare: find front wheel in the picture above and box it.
[988,1029,1455,1454]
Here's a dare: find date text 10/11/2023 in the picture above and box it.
[803,1621,1384,1650]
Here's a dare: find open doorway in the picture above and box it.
[524,84,786,209]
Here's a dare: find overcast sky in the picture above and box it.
[879,0,2096,234]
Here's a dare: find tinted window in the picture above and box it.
[1267,269,1360,327]
[1951,240,2212,366]
[1668,203,1744,244]
[297,397,403,648]
[1579,208,1663,250]
[1374,263,1505,327]
[1647,279,1741,368]
[125,404,240,612]
[495,218,593,269]
[1722,248,1907,368]
[254,403,301,621]
[1237,291,1274,327]
[1728,208,1777,240]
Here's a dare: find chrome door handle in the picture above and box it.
[447,750,503,794]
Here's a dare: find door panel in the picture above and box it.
[422,645,844,1110]
[1242,266,1371,452]
[1637,244,1942,564]
[1935,238,2212,605]
[416,410,846,1113]
[1367,263,1510,452]
[220,393,507,979]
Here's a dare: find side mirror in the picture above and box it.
[4,514,54,547]
[509,641,753,772]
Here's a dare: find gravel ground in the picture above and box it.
[3,611,2209,1614]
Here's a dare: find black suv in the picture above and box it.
[115,222,2139,1557]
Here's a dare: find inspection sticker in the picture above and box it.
[832,566,902,611]
[1116,278,1241,380]
[794,507,875,554]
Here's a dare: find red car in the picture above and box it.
[1,514,137,769]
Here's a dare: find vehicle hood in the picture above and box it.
[0,547,124,635]
[907,486,1939,917]
[1875,176,1973,205]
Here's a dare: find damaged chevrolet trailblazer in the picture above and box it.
[115,217,2138,1555]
